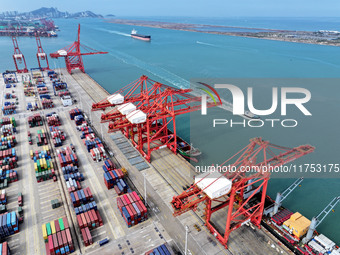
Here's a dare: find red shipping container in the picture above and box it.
[61,230,67,247]
[63,217,69,229]
[96,211,103,226]
[86,187,93,198]
[77,214,83,229]
[81,213,87,228]
[55,219,60,233]
[84,211,91,227]
[128,204,137,222]
[91,209,99,226]
[52,233,58,252]
[85,227,93,244]
[81,228,88,246]
[57,232,63,249]
[65,228,72,245]
[45,242,51,255]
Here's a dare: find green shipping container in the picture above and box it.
[46,222,51,236]
[58,218,64,231]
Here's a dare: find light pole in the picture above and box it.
[143,173,147,206]
[185,225,189,255]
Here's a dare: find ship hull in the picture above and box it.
[131,34,151,41]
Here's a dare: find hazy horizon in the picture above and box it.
[1,0,340,18]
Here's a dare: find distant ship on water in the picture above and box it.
[131,29,151,41]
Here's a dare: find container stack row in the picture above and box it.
[47,114,61,126]
[84,135,106,162]
[0,136,16,151]
[57,147,78,168]
[102,159,129,194]
[36,129,48,146]
[57,145,103,247]
[28,114,43,127]
[27,102,39,111]
[0,212,19,238]
[2,105,16,116]
[0,118,18,188]
[42,99,55,109]
[0,118,16,128]
[117,192,148,228]
[145,243,174,255]
[31,149,55,182]
[49,127,66,147]
[38,87,48,94]
[42,217,75,255]
[0,124,16,137]
[69,108,83,121]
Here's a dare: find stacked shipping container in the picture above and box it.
[31,149,55,182]
[28,114,43,127]
[144,243,173,255]
[0,212,19,238]
[102,159,129,194]
[42,217,75,255]
[117,192,148,227]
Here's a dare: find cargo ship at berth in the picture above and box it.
[131,29,151,41]
[167,129,201,162]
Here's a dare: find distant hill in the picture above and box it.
[5,7,104,19]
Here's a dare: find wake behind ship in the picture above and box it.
[131,29,151,41]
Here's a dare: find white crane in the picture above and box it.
[303,196,340,244]
[264,177,304,216]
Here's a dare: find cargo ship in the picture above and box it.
[250,189,340,255]
[167,129,201,162]
[243,110,260,120]
[131,29,151,41]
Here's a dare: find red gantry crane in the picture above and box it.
[171,138,314,248]
[36,35,49,71]
[12,36,28,73]
[92,76,222,162]
[50,24,108,74]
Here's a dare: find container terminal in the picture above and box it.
[0,24,339,255]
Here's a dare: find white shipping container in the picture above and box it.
[195,171,232,199]
[315,234,335,251]
[126,110,147,124]
[308,240,325,254]
[330,249,340,255]
[107,93,124,105]
[118,103,136,115]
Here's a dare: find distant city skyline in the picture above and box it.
[2,0,340,17]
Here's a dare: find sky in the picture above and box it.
[2,0,340,17]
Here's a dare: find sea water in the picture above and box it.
[0,17,339,243]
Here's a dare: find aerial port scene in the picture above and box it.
[0,1,339,255]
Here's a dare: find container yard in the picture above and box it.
[0,25,337,255]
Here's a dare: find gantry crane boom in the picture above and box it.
[303,196,340,243]
[264,177,304,216]
[36,35,49,71]
[50,24,108,74]
[12,36,28,73]
[171,138,314,248]
[93,77,221,162]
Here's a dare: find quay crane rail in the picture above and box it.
[12,36,28,73]
[35,35,49,71]
[303,196,340,243]
[92,77,221,162]
[171,138,314,248]
[50,24,108,74]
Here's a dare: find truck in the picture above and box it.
[18,192,23,206]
